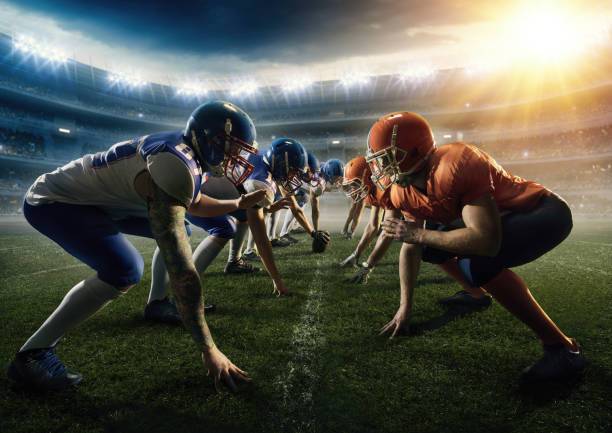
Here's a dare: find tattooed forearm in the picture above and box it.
[147,180,215,350]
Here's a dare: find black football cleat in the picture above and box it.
[242,251,261,262]
[224,258,261,274]
[280,234,299,244]
[290,227,306,234]
[270,237,291,247]
[438,290,492,308]
[521,339,586,382]
[7,346,82,391]
[144,297,215,325]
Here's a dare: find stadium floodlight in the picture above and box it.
[281,75,313,93]
[58,128,71,134]
[339,71,370,88]
[397,67,433,82]
[230,80,258,97]
[108,72,147,87]
[331,139,341,144]
[176,83,207,97]
[13,34,67,63]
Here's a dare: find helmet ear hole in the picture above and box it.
[411,148,419,158]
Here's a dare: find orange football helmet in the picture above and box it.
[366,111,435,190]
[341,156,373,203]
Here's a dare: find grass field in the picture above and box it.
[1,217,611,433]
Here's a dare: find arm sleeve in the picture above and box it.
[147,152,194,207]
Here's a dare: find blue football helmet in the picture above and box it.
[321,158,344,187]
[184,100,257,185]
[263,138,308,193]
[301,152,322,187]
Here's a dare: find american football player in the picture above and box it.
[369,111,585,381]
[340,157,491,307]
[278,151,320,243]
[8,101,266,392]
[240,138,330,262]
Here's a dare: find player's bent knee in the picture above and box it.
[98,253,144,287]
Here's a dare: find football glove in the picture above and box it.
[311,230,331,253]
[340,251,359,267]
[349,262,373,284]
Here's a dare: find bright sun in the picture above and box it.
[502,2,608,64]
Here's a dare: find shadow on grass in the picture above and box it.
[5,376,251,433]
[406,304,491,337]
[518,374,585,406]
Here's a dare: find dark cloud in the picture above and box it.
[8,0,491,64]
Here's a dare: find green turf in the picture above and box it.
[1,220,611,433]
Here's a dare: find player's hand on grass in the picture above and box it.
[264,197,292,214]
[340,251,358,268]
[237,190,268,209]
[349,262,372,283]
[379,306,411,339]
[381,217,420,243]
[202,345,250,393]
[273,279,291,296]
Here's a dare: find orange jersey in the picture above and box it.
[390,142,550,224]
[365,185,393,209]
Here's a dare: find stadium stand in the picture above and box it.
[0,31,610,216]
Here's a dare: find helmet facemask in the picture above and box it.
[342,176,370,203]
[208,118,256,186]
[366,124,432,190]
[277,168,304,193]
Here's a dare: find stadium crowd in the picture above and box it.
[0,127,45,158]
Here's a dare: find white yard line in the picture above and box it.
[574,240,612,247]
[273,259,325,433]
[536,256,611,277]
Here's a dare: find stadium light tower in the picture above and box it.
[230,80,258,97]
[339,71,370,88]
[281,75,313,94]
[13,35,68,63]
[108,72,147,87]
[176,83,208,97]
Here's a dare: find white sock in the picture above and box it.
[228,223,248,262]
[244,228,255,255]
[279,209,294,237]
[148,247,170,303]
[267,211,279,239]
[20,276,123,352]
[192,236,225,274]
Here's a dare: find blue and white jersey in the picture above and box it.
[310,172,326,197]
[241,151,277,207]
[26,131,203,219]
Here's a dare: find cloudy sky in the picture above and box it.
[1,0,610,86]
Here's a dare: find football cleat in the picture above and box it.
[7,346,82,391]
[225,258,261,274]
[437,290,492,308]
[242,251,261,261]
[280,234,299,244]
[290,227,307,234]
[144,297,215,325]
[271,237,291,247]
[521,339,586,382]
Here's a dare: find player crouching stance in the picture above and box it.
[8,101,266,392]
[340,157,491,308]
[370,111,585,382]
